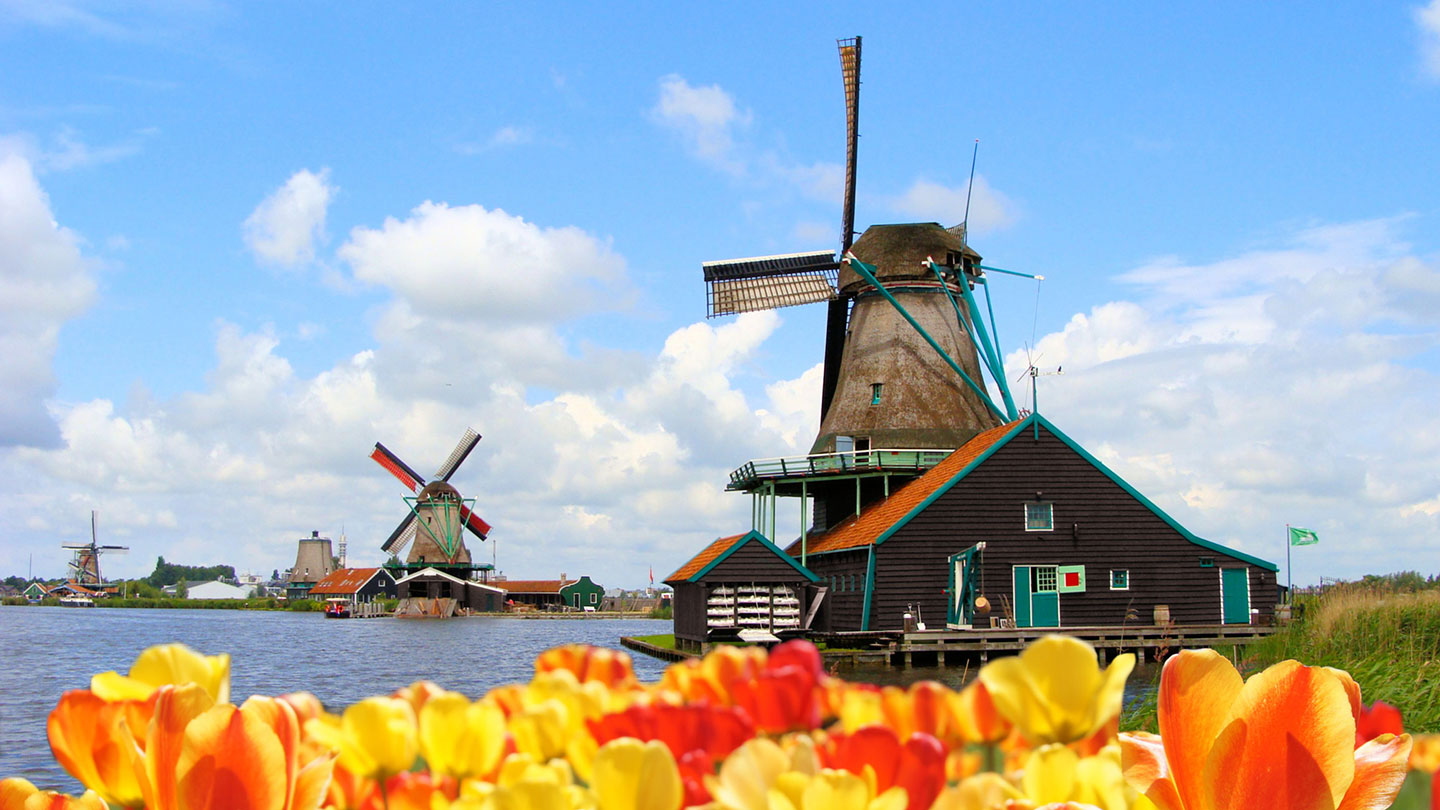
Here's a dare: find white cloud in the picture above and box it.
[339,201,625,324]
[1007,216,1440,583]
[243,168,335,266]
[1418,0,1440,80]
[456,126,534,155]
[652,74,751,174]
[888,176,1018,233]
[0,151,96,447]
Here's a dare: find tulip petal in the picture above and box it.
[1156,649,1243,810]
[1,778,38,810]
[1204,661,1355,810]
[1118,732,1182,810]
[979,656,1053,743]
[930,773,1023,810]
[144,684,216,810]
[1336,734,1413,810]
[1017,637,1104,742]
[1023,744,1079,804]
[176,704,288,810]
[592,738,682,810]
[129,644,230,704]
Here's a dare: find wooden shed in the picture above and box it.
[788,414,1278,632]
[665,530,820,651]
[395,567,505,616]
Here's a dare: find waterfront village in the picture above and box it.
[7,40,1292,667]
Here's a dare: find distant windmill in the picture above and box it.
[371,428,492,573]
[62,511,128,586]
[700,37,1045,539]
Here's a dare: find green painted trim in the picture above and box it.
[956,274,1019,419]
[860,544,877,631]
[868,413,1278,572]
[688,530,821,583]
[1031,414,1279,572]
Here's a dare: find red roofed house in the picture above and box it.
[497,576,606,610]
[308,567,397,611]
[665,530,819,651]
[786,414,1277,633]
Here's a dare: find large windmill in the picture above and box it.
[62,511,128,586]
[371,428,492,577]
[702,37,1035,542]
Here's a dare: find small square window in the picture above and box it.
[1110,570,1129,590]
[1025,502,1054,531]
[870,383,884,405]
[590,592,597,604]
[1199,557,1215,568]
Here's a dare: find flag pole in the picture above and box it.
[1286,523,1292,605]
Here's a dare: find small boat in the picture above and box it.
[323,598,351,619]
[58,595,94,608]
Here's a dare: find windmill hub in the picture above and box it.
[418,481,461,501]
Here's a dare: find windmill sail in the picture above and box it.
[820,36,863,421]
[704,251,839,317]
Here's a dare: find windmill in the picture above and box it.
[701,37,1042,539]
[371,428,492,575]
[62,511,128,586]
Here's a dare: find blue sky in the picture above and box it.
[3,1,1439,589]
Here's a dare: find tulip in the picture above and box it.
[0,779,109,810]
[392,681,447,717]
[1018,743,1135,810]
[770,769,908,810]
[951,681,1011,746]
[141,684,217,810]
[508,700,571,763]
[1119,649,1412,810]
[308,697,417,782]
[822,726,946,810]
[419,691,508,781]
[534,645,638,690]
[1356,701,1405,746]
[930,773,1025,810]
[90,644,230,705]
[358,772,454,810]
[704,738,792,810]
[590,738,682,810]
[588,703,755,806]
[46,690,148,808]
[978,636,1134,745]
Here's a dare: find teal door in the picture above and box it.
[1031,566,1060,627]
[1221,568,1250,624]
[1013,567,1032,628]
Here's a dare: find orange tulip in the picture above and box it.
[535,645,639,689]
[391,681,446,717]
[47,690,148,808]
[950,681,1011,746]
[0,779,108,810]
[1120,649,1412,810]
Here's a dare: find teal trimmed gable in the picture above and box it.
[688,530,821,583]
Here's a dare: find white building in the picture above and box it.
[184,580,252,600]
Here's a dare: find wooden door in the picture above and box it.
[1221,568,1250,624]
[1031,565,1060,627]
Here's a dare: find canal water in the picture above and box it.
[0,607,1158,791]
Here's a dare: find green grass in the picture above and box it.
[1247,586,1440,732]
[632,633,677,650]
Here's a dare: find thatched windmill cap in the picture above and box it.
[840,223,983,293]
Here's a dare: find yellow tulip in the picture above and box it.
[308,696,417,781]
[704,738,791,810]
[768,769,907,810]
[0,778,109,810]
[91,644,230,705]
[1020,744,1129,810]
[590,738,682,810]
[978,636,1134,745]
[419,692,508,781]
[508,700,571,763]
[931,773,1024,810]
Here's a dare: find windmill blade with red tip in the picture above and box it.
[434,428,480,482]
[371,442,426,493]
[459,505,491,540]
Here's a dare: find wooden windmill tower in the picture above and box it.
[701,37,1034,544]
[371,428,493,578]
[62,511,128,586]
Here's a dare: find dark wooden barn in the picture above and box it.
[665,530,821,652]
[309,567,398,608]
[394,567,505,616]
[787,414,1278,633]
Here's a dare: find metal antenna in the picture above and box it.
[961,139,979,245]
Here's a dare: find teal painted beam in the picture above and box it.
[927,260,1013,420]
[846,256,1008,422]
[956,270,1019,419]
[979,264,1044,280]
[861,544,877,631]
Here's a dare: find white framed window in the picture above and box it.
[590,592,598,604]
[1025,502,1054,531]
[1110,570,1129,590]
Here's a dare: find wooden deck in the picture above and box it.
[812,623,1276,667]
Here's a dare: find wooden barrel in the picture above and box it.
[1153,604,1171,625]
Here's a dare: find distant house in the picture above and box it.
[177,580,251,600]
[309,567,397,608]
[498,576,606,609]
[22,582,48,601]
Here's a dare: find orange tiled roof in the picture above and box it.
[310,567,385,595]
[496,580,567,593]
[665,533,746,583]
[786,420,1023,556]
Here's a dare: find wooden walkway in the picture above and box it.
[813,623,1277,667]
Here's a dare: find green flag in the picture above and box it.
[1289,526,1319,546]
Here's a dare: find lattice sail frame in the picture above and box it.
[703,250,840,317]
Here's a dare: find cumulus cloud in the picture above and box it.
[0,152,96,447]
[1008,216,1440,582]
[652,74,751,174]
[339,201,626,324]
[243,169,335,266]
[888,176,1018,233]
[1419,0,1440,80]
